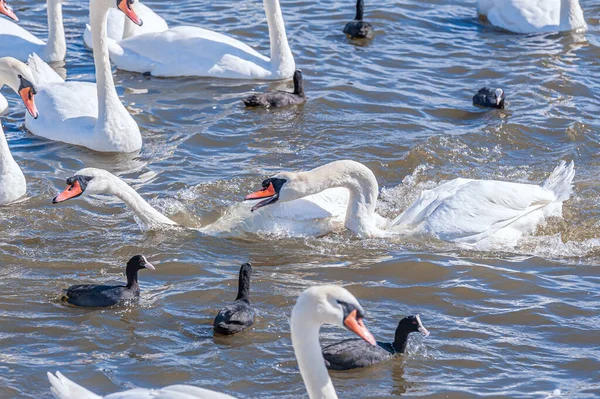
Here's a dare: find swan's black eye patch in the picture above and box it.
[18,75,37,95]
[337,300,365,319]
[66,175,93,191]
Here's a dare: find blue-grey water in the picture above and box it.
[1,0,600,397]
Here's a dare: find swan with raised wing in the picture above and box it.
[244,159,575,246]
[0,57,38,205]
[104,0,295,78]
[83,1,168,48]
[0,0,66,62]
[477,0,586,34]
[48,285,376,399]
[24,0,143,153]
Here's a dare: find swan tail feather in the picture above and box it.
[47,371,102,399]
[542,160,575,202]
[27,53,64,84]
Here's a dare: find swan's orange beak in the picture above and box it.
[118,0,143,26]
[19,86,38,119]
[244,182,276,200]
[0,0,18,21]
[53,181,83,203]
[344,309,376,346]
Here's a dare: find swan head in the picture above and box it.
[0,57,38,118]
[245,171,314,211]
[0,0,18,21]
[113,0,143,26]
[52,168,117,204]
[292,285,376,345]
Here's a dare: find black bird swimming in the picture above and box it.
[243,70,306,108]
[213,263,255,335]
[473,87,505,109]
[344,0,374,39]
[322,315,429,370]
[62,255,155,308]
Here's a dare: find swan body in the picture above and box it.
[477,0,586,34]
[83,2,168,49]
[24,0,142,153]
[390,161,574,246]
[244,160,575,247]
[0,57,38,205]
[48,285,376,399]
[0,0,66,62]
[105,0,295,79]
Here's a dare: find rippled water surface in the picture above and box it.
[1,0,600,397]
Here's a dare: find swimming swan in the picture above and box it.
[104,0,295,79]
[244,159,575,246]
[0,0,66,62]
[477,0,586,34]
[24,0,143,153]
[48,285,376,399]
[0,57,38,205]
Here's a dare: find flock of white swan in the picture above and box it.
[0,0,589,397]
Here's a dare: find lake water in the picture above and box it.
[1,0,599,397]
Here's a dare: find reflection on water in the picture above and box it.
[0,0,600,397]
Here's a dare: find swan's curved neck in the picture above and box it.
[291,306,338,399]
[560,0,584,28]
[89,2,129,133]
[108,176,177,227]
[45,0,66,62]
[298,161,380,237]
[264,0,294,77]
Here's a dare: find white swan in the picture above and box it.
[23,0,143,153]
[244,159,575,246]
[48,285,376,399]
[0,57,38,205]
[51,167,354,236]
[0,0,66,62]
[104,0,295,79]
[477,0,586,34]
[52,168,177,227]
[83,2,168,49]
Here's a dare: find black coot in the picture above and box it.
[322,315,429,370]
[62,255,154,308]
[213,263,255,335]
[473,87,505,109]
[243,70,306,108]
[343,0,374,39]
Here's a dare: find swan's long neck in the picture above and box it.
[0,124,19,173]
[291,305,338,399]
[109,176,177,227]
[560,0,585,29]
[44,0,66,62]
[264,0,295,77]
[89,2,126,131]
[299,161,380,237]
